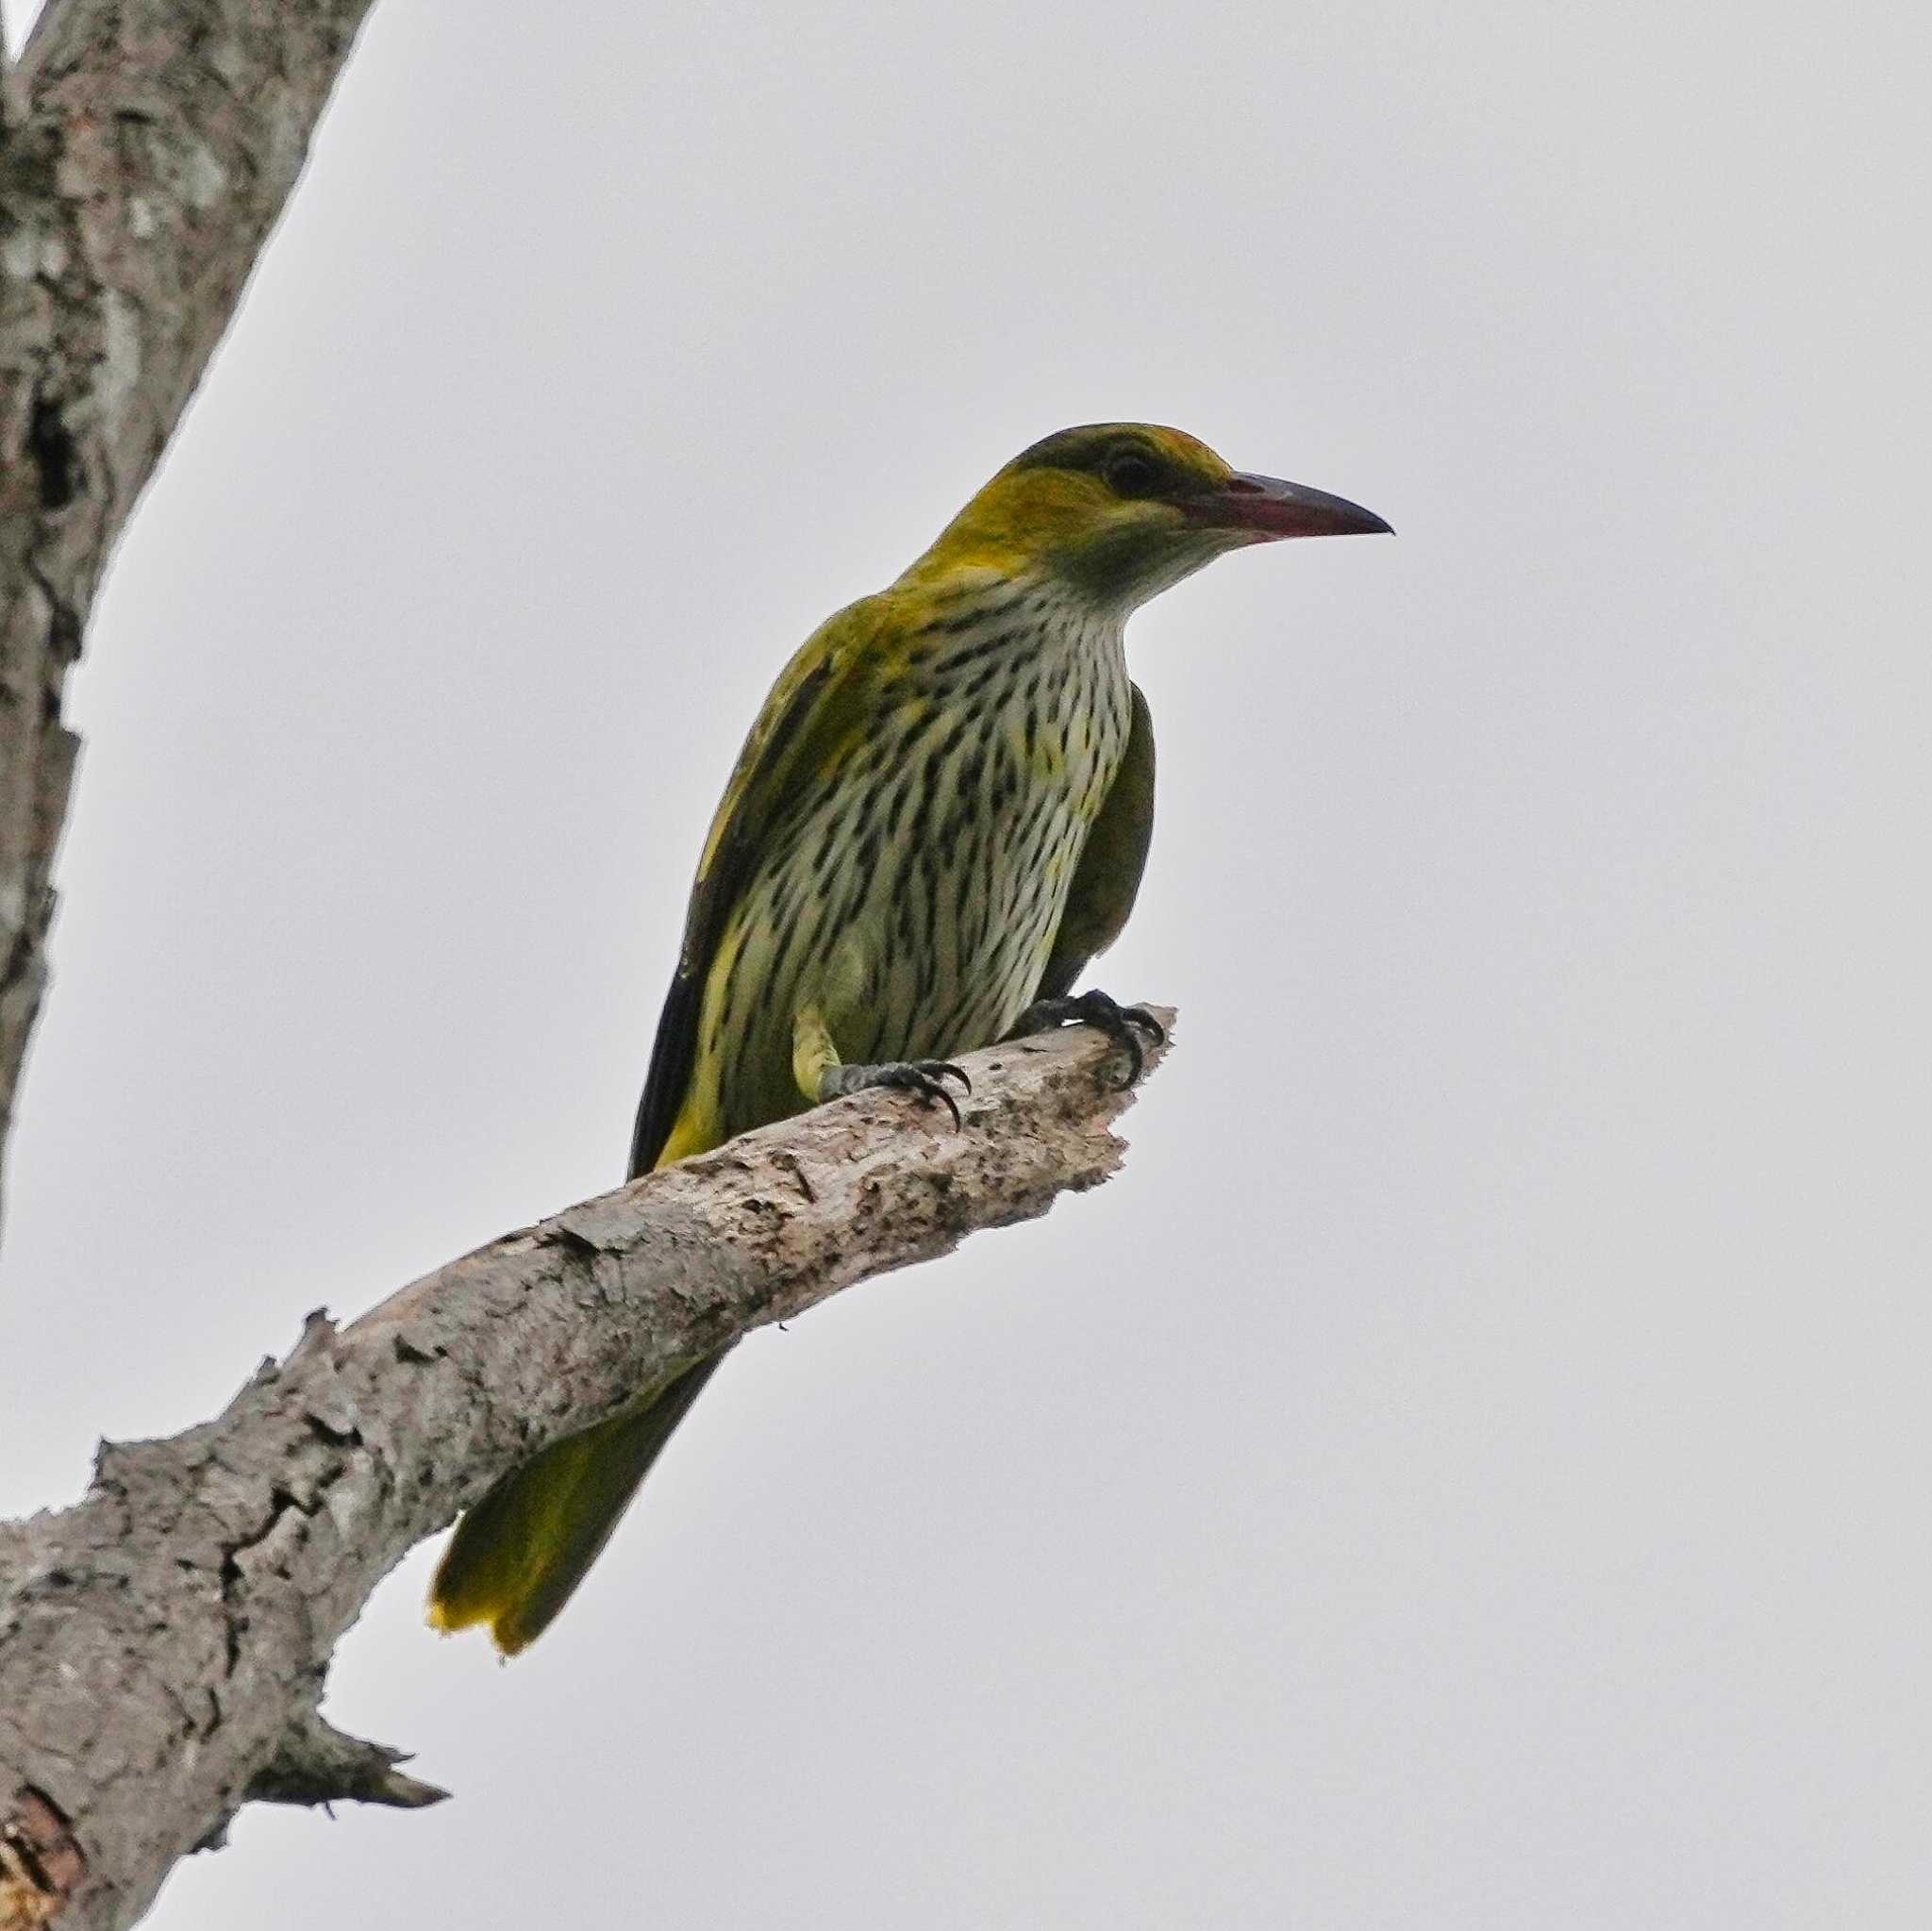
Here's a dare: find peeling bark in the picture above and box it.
[1,1786,87,1931]
[0,1013,1174,1930]
[0,0,377,1225]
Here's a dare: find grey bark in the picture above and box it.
[0,1012,1174,1931]
[0,0,377,1226]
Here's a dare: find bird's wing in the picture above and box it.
[1034,679,1157,1002]
[628,602,883,1176]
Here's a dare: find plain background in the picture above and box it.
[4,2,1929,1925]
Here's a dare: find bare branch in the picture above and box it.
[0,1013,1174,1930]
[0,0,377,1226]
[239,1711,449,1821]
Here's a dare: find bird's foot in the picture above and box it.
[818,1059,972,1130]
[1004,990,1164,1087]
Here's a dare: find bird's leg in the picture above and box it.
[1004,990,1165,1087]
[795,1005,971,1130]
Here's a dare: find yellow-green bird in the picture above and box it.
[428,423,1389,1654]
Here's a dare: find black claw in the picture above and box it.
[1005,990,1161,1089]
[871,1061,965,1129]
[909,1071,964,1131]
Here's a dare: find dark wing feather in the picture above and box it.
[628,614,875,1177]
[1035,680,1157,1003]
[628,968,707,1179]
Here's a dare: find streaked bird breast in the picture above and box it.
[691,577,1132,1137]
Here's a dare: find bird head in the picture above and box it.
[914,423,1391,609]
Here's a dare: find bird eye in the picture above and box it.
[1101,447,1162,498]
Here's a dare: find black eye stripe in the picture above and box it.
[1102,448,1163,497]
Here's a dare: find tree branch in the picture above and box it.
[0,0,378,1228]
[0,1012,1174,1931]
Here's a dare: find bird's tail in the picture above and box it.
[426,1351,727,1655]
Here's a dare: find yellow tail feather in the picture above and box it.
[427,1352,726,1655]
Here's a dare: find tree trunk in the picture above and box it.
[0,0,376,1224]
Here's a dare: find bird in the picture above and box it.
[427,423,1389,1654]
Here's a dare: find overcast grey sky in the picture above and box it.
[5,1,1929,1924]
